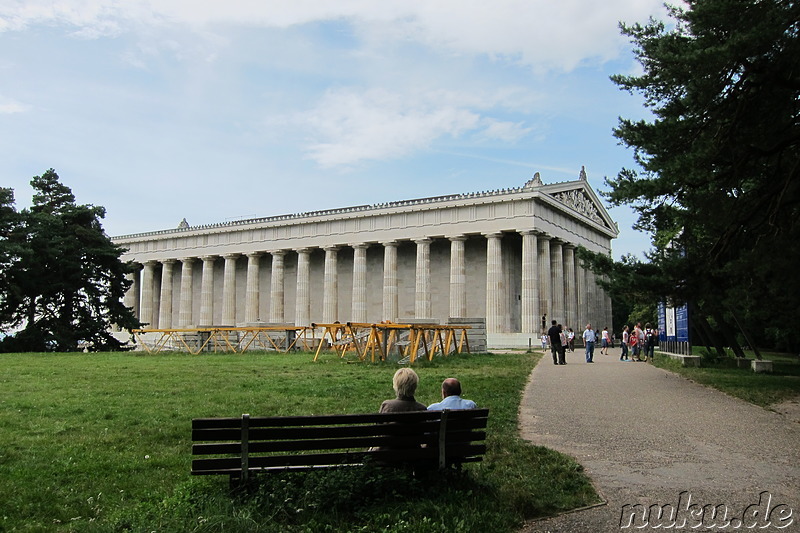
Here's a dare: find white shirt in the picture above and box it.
[428,395,477,410]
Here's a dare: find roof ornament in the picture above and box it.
[178,218,189,229]
[523,172,543,190]
[579,166,588,181]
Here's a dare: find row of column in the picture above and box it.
[125,232,610,333]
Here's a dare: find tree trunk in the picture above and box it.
[711,310,746,358]
[692,308,727,357]
[729,308,763,360]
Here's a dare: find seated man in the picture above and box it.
[428,378,477,410]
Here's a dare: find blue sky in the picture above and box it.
[0,1,667,258]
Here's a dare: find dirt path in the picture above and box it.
[517,351,800,532]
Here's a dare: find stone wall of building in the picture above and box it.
[115,171,618,348]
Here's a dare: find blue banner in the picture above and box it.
[659,302,690,343]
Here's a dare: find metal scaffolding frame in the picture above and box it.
[311,322,471,363]
[131,326,313,354]
[130,323,470,362]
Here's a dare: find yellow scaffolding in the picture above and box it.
[131,326,313,354]
[311,322,471,363]
[130,323,471,362]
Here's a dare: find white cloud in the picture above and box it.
[297,85,546,168]
[1,0,667,71]
[0,95,29,114]
[300,87,480,168]
[478,119,532,142]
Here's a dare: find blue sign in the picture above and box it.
[659,302,690,343]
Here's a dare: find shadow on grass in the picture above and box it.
[107,443,599,533]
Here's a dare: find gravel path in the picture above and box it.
[517,350,800,533]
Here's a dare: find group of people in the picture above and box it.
[620,322,659,362]
[544,320,611,364]
[379,368,477,414]
[542,320,659,365]
[542,320,577,365]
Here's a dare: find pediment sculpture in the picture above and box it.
[554,189,604,225]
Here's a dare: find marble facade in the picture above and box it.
[114,169,617,348]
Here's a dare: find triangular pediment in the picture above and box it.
[537,177,618,236]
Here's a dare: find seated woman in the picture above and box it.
[371,368,428,462]
[380,368,427,413]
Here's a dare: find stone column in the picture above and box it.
[123,264,141,320]
[586,268,597,328]
[158,259,175,329]
[221,254,239,326]
[549,240,565,325]
[448,236,467,319]
[295,248,312,327]
[563,245,577,331]
[322,246,339,323]
[537,236,552,326]
[245,252,261,324]
[200,256,216,326]
[140,260,157,328]
[414,238,432,319]
[485,233,504,334]
[179,258,194,327]
[269,251,286,323]
[352,243,369,323]
[520,231,538,334]
[576,261,588,330]
[382,242,398,322]
[598,274,612,330]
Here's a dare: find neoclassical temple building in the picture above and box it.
[114,169,617,348]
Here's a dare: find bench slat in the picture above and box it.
[192,430,487,456]
[192,444,487,474]
[192,417,487,442]
[192,409,489,429]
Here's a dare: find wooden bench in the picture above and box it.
[192,408,489,485]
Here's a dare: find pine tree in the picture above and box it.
[0,169,140,352]
[583,0,800,353]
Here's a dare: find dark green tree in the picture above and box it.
[0,188,24,328]
[0,169,140,352]
[582,0,800,354]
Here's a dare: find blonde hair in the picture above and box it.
[392,368,419,399]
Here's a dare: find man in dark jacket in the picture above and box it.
[547,320,563,365]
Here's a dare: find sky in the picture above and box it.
[0,0,669,259]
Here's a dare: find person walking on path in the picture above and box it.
[633,322,645,361]
[600,326,611,355]
[629,328,640,361]
[582,324,596,363]
[620,325,630,361]
[645,323,658,362]
[547,320,563,365]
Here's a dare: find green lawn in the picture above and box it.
[0,350,599,532]
[652,350,800,407]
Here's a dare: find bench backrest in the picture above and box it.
[192,408,489,480]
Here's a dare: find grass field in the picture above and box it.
[0,350,599,532]
[652,350,800,407]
